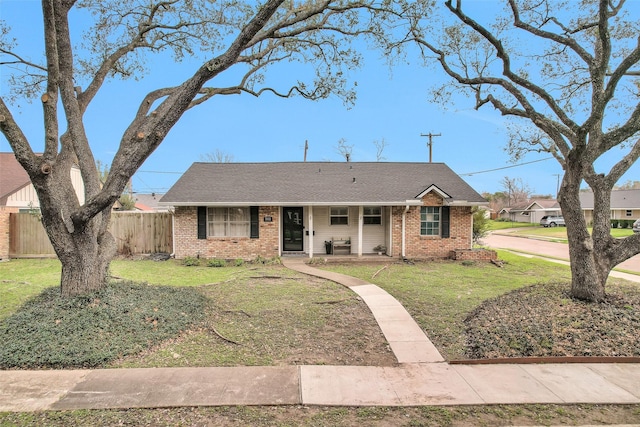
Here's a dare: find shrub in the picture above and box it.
[0,282,207,369]
[207,258,227,268]
[611,219,619,228]
[182,256,200,266]
[252,255,281,265]
[472,207,490,243]
[623,219,635,229]
[234,258,245,267]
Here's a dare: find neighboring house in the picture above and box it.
[133,193,169,212]
[0,152,85,210]
[159,162,488,260]
[0,152,85,260]
[580,189,640,223]
[498,199,561,224]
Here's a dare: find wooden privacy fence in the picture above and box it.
[9,212,173,258]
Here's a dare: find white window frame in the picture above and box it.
[363,206,382,225]
[207,207,250,237]
[420,206,441,236]
[626,210,633,217]
[330,207,349,226]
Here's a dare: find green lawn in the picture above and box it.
[489,220,635,239]
[1,253,637,362]
[488,220,537,230]
[0,259,61,321]
[2,255,639,425]
[0,258,241,321]
[318,252,636,360]
[505,225,634,242]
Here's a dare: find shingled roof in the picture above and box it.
[579,189,640,209]
[0,153,31,205]
[160,162,486,207]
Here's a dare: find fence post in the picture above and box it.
[0,207,19,260]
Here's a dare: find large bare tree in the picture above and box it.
[407,0,640,301]
[0,0,398,297]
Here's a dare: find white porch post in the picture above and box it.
[308,206,314,258]
[358,205,363,257]
[388,206,393,257]
[402,205,410,258]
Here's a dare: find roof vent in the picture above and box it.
[352,177,356,183]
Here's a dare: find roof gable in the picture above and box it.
[415,184,451,200]
[160,162,487,207]
[0,153,31,204]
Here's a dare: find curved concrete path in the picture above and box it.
[1,258,640,411]
[281,258,444,364]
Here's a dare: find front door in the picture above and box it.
[283,207,304,251]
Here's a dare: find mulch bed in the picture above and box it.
[464,282,640,360]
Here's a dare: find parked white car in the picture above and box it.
[540,215,565,227]
[633,219,640,233]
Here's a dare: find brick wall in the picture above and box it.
[0,207,19,260]
[450,248,497,261]
[391,193,474,260]
[174,206,280,260]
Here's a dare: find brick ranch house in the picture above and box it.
[159,162,490,261]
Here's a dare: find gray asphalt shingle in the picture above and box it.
[160,162,486,206]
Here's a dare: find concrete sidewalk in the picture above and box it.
[1,258,639,412]
[3,362,639,411]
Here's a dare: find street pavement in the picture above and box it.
[482,231,640,281]
[0,257,639,413]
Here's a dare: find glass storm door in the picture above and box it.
[283,207,304,251]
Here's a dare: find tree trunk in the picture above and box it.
[57,227,116,297]
[559,169,607,302]
[34,164,118,297]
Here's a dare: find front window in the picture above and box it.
[420,206,440,236]
[207,207,250,237]
[330,207,349,225]
[626,210,633,217]
[363,206,382,225]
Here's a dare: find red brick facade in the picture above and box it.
[0,207,18,259]
[450,248,498,261]
[174,192,475,260]
[174,206,280,260]
[390,193,473,260]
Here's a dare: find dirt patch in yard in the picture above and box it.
[113,270,397,368]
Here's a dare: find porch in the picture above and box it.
[281,205,395,258]
[281,252,394,262]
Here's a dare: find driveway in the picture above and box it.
[482,231,640,276]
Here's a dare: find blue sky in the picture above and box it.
[1,1,636,197]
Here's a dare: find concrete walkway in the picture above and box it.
[1,258,639,412]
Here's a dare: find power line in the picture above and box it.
[459,157,554,176]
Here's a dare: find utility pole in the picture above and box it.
[303,140,308,162]
[553,173,561,199]
[420,132,442,162]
